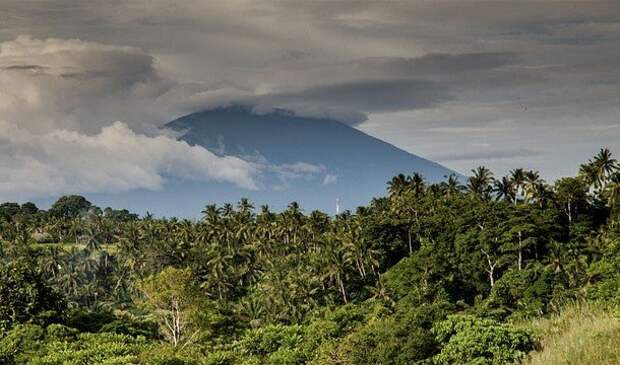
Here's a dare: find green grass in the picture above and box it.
[522,303,620,365]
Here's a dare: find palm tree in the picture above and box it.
[237,198,255,217]
[494,176,515,203]
[388,174,409,197]
[510,168,526,204]
[222,203,234,218]
[408,172,426,197]
[580,148,618,193]
[524,170,543,203]
[204,249,233,300]
[579,162,600,191]
[201,204,221,224]
[594,148,617,185]
[443,174,465,197]
[41,246,64,279]
[530,182,553,208]
[467,166,494,199]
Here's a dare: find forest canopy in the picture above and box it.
[1,148,620,364]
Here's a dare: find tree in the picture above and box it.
[510,168,526,204]
[0,203,21,221]
[0,261,66,331]
[432,315,534,365]
[593,148,617,185]
[137,267,202,346]
[19,202,39,216]
[604,172,620,208]
[467,167,494,200]
[442,174,465,198]
[49,195,92,219]
[388,174,409,197]
[494,176,515,203]
[580,148,618,193]
[502,206,540,270]
[554,177,589,224]
[408,172,426,197]
[524,170,543,203]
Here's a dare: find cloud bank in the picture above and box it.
[0,0,619,195]
[0,121,258,200]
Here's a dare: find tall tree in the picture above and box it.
[468,166,495,200]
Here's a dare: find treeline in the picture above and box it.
[0,148,619,364]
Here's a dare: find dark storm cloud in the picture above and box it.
[1,64,47,71]
[0,0,619,191]
[286,79,452,114]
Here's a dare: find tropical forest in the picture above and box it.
[2,148,620,365]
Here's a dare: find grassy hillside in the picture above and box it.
[523,304,620,365]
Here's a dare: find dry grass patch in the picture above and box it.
[523,303,620,365]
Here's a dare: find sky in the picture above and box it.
[1,1,619,202]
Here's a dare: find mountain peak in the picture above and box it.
[144,106,458,215]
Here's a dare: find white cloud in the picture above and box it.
[0,121,258,200]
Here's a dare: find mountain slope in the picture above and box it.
[81,106,459,217]
[166,107,451,176]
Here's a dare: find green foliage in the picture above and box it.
[1,149,620,364]
[0,261,66,332]
[0,324,45,364]
[239,324,304,357]
[138,267,205,346]
[484,267,569,319]
[432,315,535,365]
[202,351,236,365]
[138,344,201,365]
[334,302,447,365]
[30,332,146,365]
[48,195,92,219]
[66,309,117,333]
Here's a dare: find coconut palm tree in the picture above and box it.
[530,182,553,208]
[201,204,221,224]
[408,172,426,197]
[494,176,515,203]
[510,168,526,204]
[524,170,543,203]
[594,147,617,185]
[467,166,494,199]
[388,174,409,197]
[443,174,465,197]
[579,162,600,191]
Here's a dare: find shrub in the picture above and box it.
[432,314,535,365]
[238,324,304,357]
[0,324,45,364]
[335,302,448,365]
[30,332,147,365]
[485,267,568,319]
